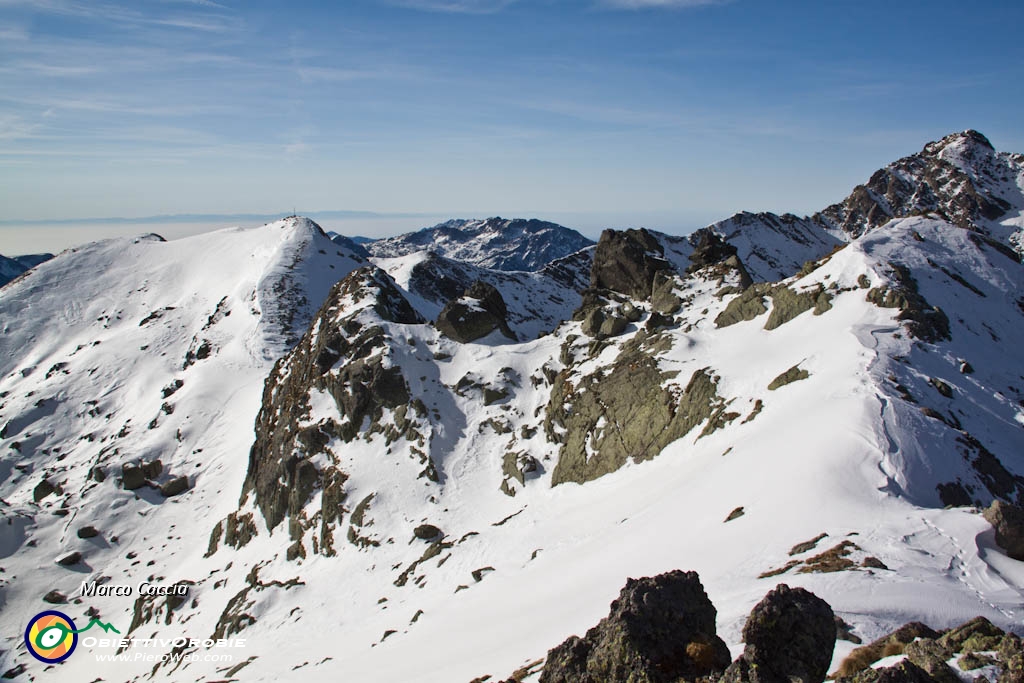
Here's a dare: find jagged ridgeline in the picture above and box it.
[213,129,1024,568]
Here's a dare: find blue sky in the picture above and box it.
[2,0,1023,250]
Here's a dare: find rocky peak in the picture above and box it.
[813,130,1016,239]
[590,228,673,300]
[225,265,426,555]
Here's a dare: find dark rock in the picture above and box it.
[33,479,57,502]
[414,524,442,541]
[599,316,628,338]
[43,590,67,604]
[688,229,739,271]
[436,281,515,343]
[77,526,100,539]
[725,507,745,522]
[620,303,642,323]
[90,466,106,482]
[580,307,605,337]
[960,362,975,375]
[983,501,1024,560]
[721,583,835,683]
[141,459,163,479]
[835,616,862,644]
[539,570,730,683]
[590,228,672,300]
[160,476,189,497]
[866,263,950,343]
[651,272,682,315]
[57,552,83,566]
[930,378,954,398]
[122,464,146,490]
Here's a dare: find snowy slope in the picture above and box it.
[366,217,595,272]
[0,218,365,680]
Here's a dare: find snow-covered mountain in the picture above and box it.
[0,253,53,288]
[366,217,595,272]
[1,132,1023,683]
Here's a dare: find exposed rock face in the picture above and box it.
[539,570,730,683]
[546,343,732,485]
[721,584,835,683]
[866,263,950,343]
[984,500,1024,560]
[590,229,673,300]
[234,266,427,553]
[435,280,516,343]
[814,130,1014,238]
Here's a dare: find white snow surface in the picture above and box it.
[0,205,1022,683]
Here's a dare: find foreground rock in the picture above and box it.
[721,584,835,683]
[539,570,730,683]
[984,500,1024,560]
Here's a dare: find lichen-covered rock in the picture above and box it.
[903,639,958,683]
[435,280,516,343]
[590,228,672,300]
[768,365,810,391]
[836,622,941,677]
[998,633,1024,683]
[938,616,1005,653]
[983,501,1024,560]
[538,570,730,683]
[546,342,729,485]
[716,284,771,328]
[721,584,835,683]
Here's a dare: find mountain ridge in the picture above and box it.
[1,132,1023,683]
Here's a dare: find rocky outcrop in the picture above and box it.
[435,280,516,343]
[721,584,835,683]
[539,570,730,683]
[984,500,1024,560]
[866,263,950,343]
[546,340,733,485]
[231,266,427,555]
[590,229,673,300]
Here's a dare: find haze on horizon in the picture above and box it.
[2,0,1023,255]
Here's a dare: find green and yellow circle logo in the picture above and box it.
[25,611,78,663]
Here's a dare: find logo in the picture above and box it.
[24,612,121,663]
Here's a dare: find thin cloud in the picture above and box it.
[387,0,517,14]
[600,0,731,8]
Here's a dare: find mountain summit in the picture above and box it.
[366,217,595,271]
